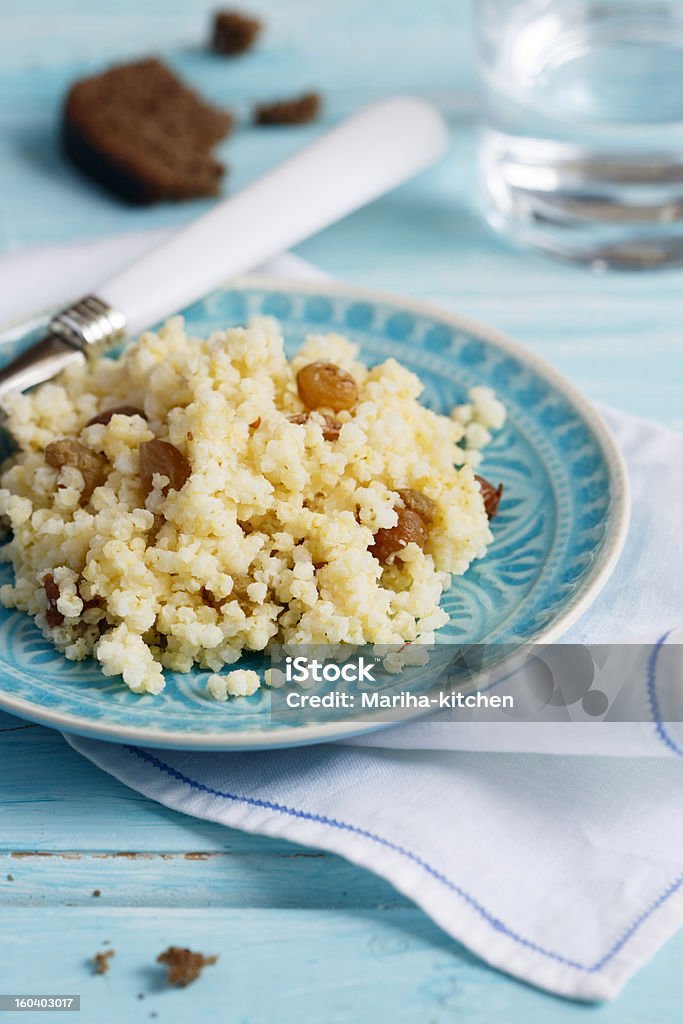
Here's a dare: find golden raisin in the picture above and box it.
[86,405,146,427]
[45,439,106,502]
[139,440,191,498]
[42,572,64,628]
[296,362,358,413]
[287,411,342,441]
[370,508,428,565]
[397,488,437,525]
[474,475,504,519]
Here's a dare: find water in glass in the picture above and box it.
[478,0,683,267]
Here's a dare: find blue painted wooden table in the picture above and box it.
[0,2,682,1021]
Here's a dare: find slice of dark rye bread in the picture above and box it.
[63,58,233,204]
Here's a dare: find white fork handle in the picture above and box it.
[97,97,448,336]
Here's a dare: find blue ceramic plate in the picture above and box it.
[0,278,629,749]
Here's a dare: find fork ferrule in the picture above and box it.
[49,296,127,356]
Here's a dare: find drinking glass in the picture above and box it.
[476,0,683,267]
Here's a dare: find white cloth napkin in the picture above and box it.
[3,234,682,1002]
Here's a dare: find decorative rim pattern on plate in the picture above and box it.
[0,277,629,749]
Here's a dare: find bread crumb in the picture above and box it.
[157,946,218,987]
[254,92,321,125]
[212,9,261,55]
[93,949,115,975]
